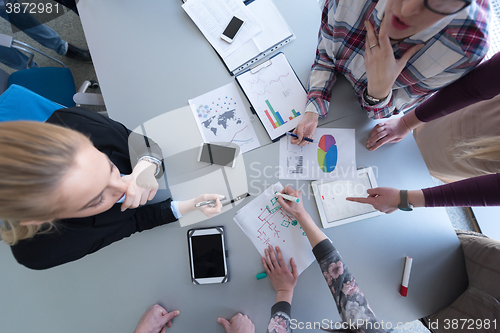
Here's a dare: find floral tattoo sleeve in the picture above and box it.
[267,302,292,333]
[267,309,291,333]
[315,239,386,333]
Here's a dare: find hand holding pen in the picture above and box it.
[195,196,227,207]
[286,131,314,143]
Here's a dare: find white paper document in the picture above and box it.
[182,0,263,59]
[224,0,295,74]
[236,53,306,141]
[188,82,260,154]
[233,182,315,275]
[279,128,356,180]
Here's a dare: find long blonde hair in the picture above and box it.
[0,121,90,245]
[456,135,500,162]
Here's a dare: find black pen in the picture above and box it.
[285,131,314,143]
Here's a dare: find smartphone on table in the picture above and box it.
[197,142,239,168]
[220,16,245,43]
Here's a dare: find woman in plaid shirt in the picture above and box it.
[292,0,489,146]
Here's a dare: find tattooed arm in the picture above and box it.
[267,301,292,333]
[277,185,386,333]
[314,240,385,333]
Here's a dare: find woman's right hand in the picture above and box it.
[291,112,318,146]
[194,193,223,218]
[177,194,224,218]
[276,186,307,220]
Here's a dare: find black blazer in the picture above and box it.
[11,107,176,270]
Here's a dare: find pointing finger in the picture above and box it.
[346,197,372,204]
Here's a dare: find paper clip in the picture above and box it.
[250,59,272,74]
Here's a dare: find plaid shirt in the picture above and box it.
[306,0,490,119]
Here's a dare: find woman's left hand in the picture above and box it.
[346,187,401,214]
[364,20,423,100]
[121,160,159,212]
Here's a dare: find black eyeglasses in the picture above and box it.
[424,0,472,15]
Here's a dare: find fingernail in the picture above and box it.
[217,318,222,323]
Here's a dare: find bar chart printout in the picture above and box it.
[263,100,301,129]
[236,53,307,140]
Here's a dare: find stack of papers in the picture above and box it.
[183,0,294,74]
[182,0,263,59]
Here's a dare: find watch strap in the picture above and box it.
[363,88,383,106]
[398,190,413,211]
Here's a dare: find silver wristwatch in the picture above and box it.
[138,156,161,177]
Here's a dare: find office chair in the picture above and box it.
[420,230,500,332]
[0,33,103,108]
[0,84,61,122]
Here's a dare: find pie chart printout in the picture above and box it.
[317,135,338,173]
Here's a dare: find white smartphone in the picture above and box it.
[187,227,228,284]
[197,142,239,168]
[220,16,245,43]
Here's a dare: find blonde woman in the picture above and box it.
[350,53,500,213]
[0,107,222,270]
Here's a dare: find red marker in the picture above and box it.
[400,256,413,297]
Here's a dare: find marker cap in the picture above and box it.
[400,285,408,297]
[256,272,267,280]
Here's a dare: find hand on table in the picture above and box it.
[291,112,318,146]
[262,244,298,304]
[134,304,180,333]
[366,117,411,151]
[364,20,423,100]
[121,160,159,212]
[346,187,401,214]
[217,313,255,333]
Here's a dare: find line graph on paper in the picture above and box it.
[233,182,315,274]
[247,70,291,100]
[236,53,307,139]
